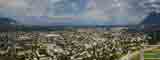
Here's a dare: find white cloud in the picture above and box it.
[82,0,154,25]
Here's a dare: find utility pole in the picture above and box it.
[140,48,144,60]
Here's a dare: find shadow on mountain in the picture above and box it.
[140,12,160,44]
[141,12,160,32]
[0,17,17,32]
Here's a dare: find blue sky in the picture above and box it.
[0,0,159,26]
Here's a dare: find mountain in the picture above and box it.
[0,17,16,25]
[141,12,160,24]
[0,17,17,31]
[140,12,160,32]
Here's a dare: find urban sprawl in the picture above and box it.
[0,28,147,60]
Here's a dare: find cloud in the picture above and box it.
[82,0,159,25]
[0,0,159,25]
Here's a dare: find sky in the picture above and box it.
[0,0,160,26]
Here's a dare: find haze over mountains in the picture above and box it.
[0,11,160,32]
[1,11,160,26]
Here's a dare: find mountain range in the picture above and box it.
[0,11,160,31]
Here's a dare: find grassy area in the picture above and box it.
[132,48,160,60]
[144,48,160,60]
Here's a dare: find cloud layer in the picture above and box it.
[0,0,159,25]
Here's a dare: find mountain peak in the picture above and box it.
[0,17,16,25]
[141,12,160,25]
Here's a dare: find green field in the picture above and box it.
[144,48,160,60]
[132,48,160,60]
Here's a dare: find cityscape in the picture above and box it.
[0,0,160,60]
[0,28,147,60]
